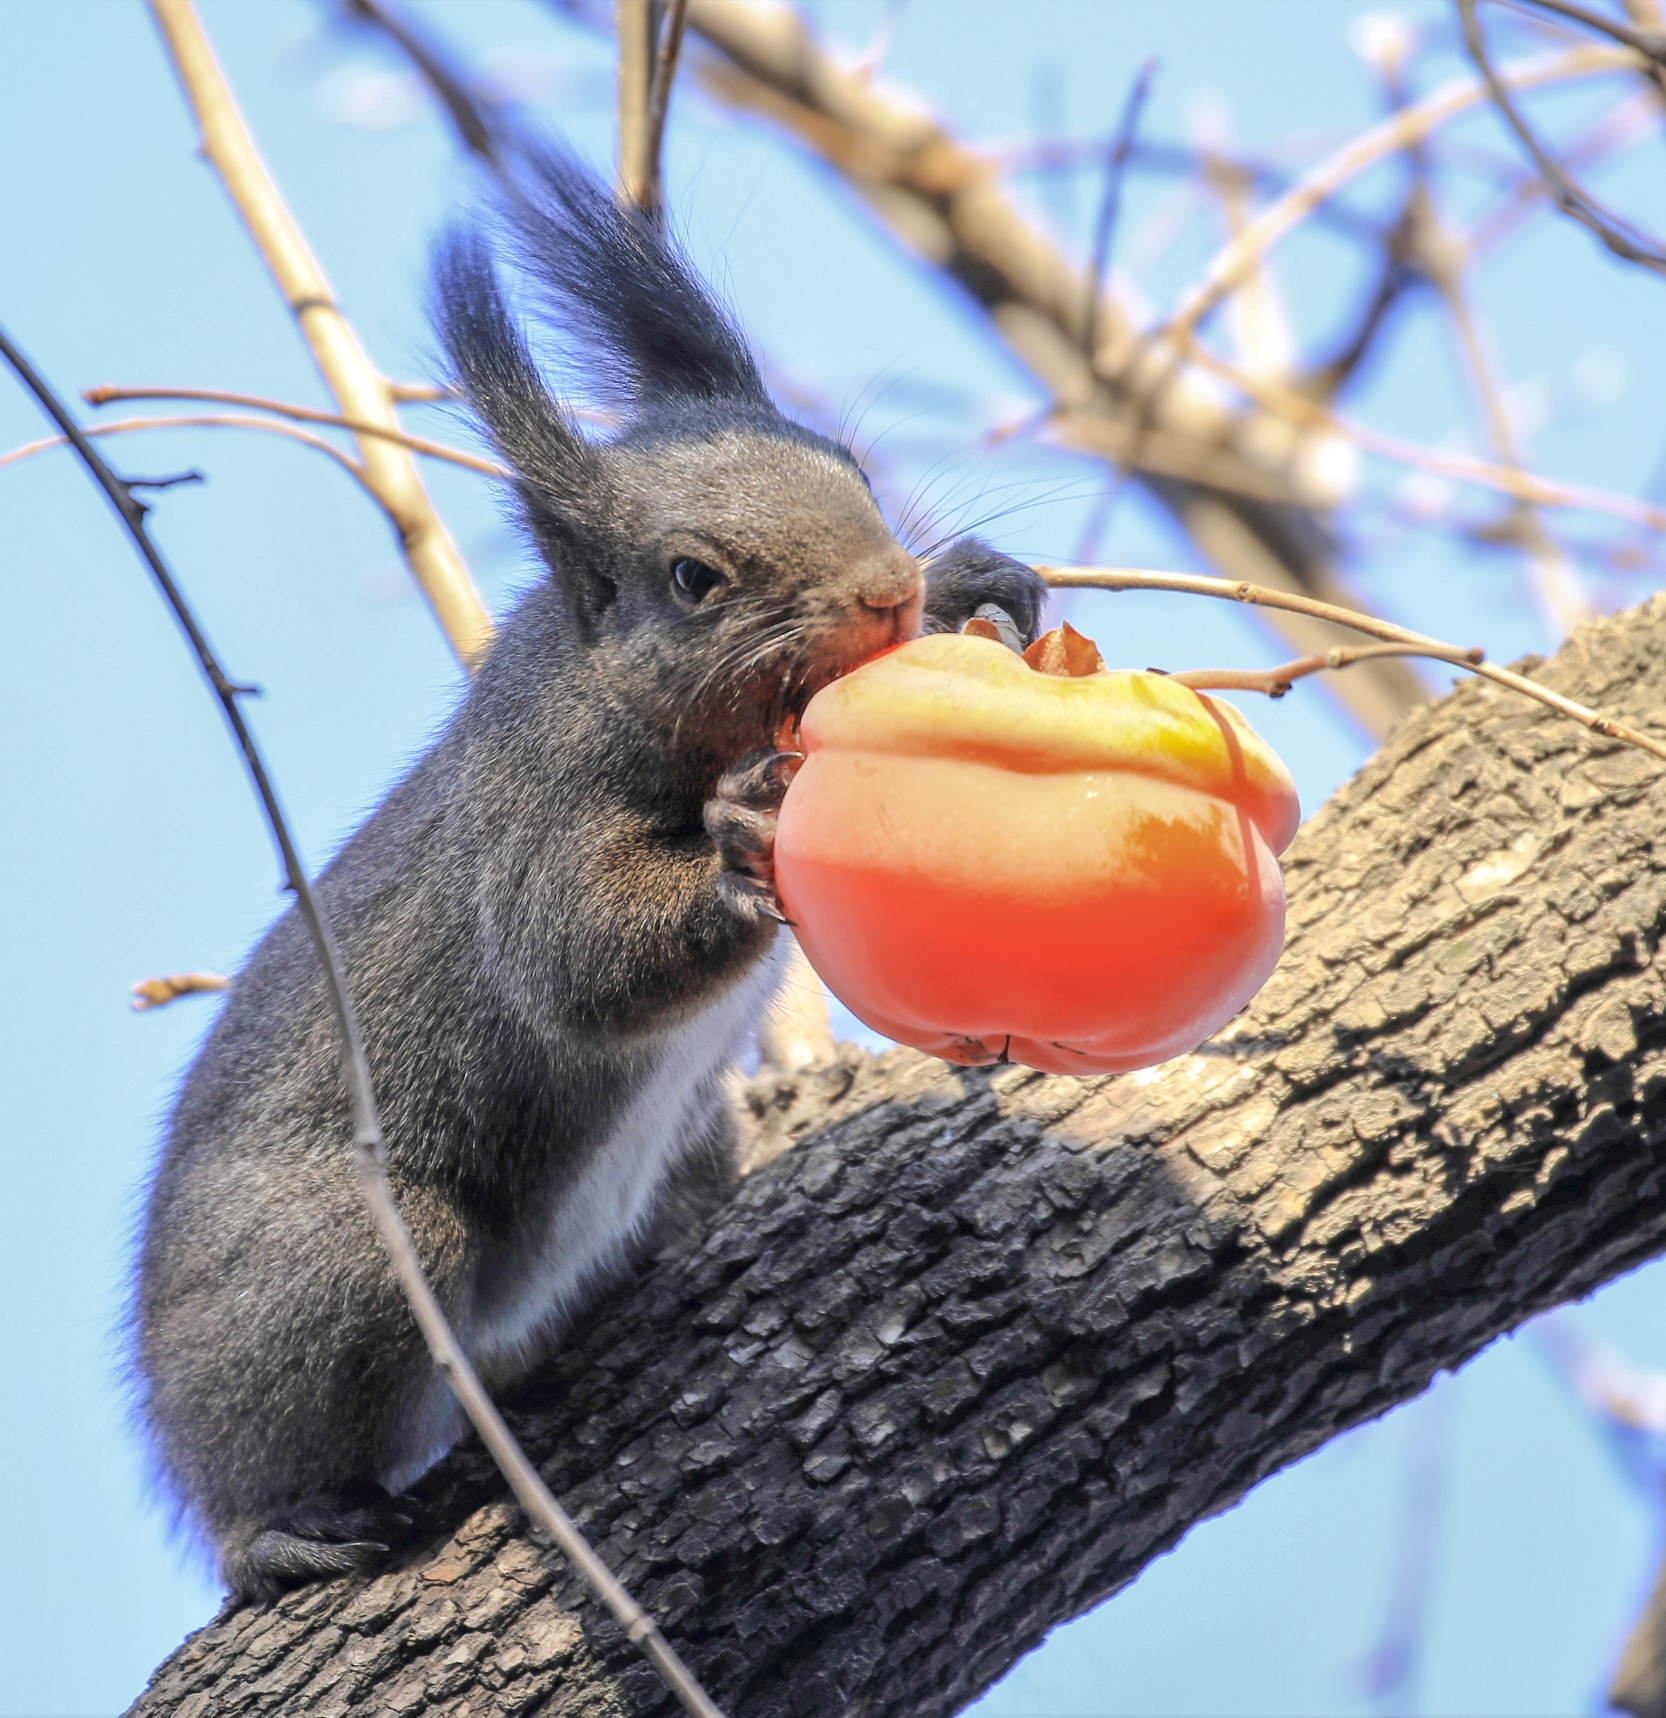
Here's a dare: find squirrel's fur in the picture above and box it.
[132,151,1046,1600]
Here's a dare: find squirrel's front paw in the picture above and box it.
[705,748,802,924]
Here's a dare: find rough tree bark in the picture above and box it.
[130,595,1666,1718]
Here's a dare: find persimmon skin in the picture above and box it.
[774,633,1300,1075]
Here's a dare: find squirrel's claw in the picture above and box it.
[707,747,802,925]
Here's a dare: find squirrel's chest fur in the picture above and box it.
[466,938,784,1373]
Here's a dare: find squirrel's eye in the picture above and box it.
[671,557,724,603]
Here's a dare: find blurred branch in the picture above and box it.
[1613,1556,1666,1718]
[617,0,688,222]
[147,0,494,668]
[616,0,654,207]
[1161,40,1639,349]
[1518,0,1666,63]
[1083,60,1155,363]
[341,0,506,165]
[1456,0,1666,274]
[1436,262,1592,630]
[1463,85,1662,258]
[1176,334,1666,533]
[1042,563,1666,763]
[0,325,727,1718]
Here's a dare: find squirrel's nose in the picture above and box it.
[855,558,924,631]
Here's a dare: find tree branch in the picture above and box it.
[1456,0,1666,274]
[0,414,376,485]
[1172,333,1666,536]
[147,0,494,667]
[127,588,1666,1717]
[1160,38,1640,348]
[81,385,514,474]
[1165,640,1485,698]
[1044,563,1666,763]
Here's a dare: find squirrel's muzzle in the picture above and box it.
[854,554,925,643]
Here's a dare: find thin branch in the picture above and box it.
[616,0,657,215]
[132,972,231,1010]
[1463,85,1663,259]
[0,326,729,1718]
[1457,0,1666,273]
[1043,563,1666,764]
[1166,640,1485,697]
[83,385,513,474]
[644,0,691,205]
[1434,262,1591,631]
[1157,41,1639,351]
[1515,0,1666,63]
[1171,331,1666,534]
[1084,60,1156,365]
[341,0,506,166]
[0,415,375,487]
[148,0,494,667]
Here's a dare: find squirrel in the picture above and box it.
[131,149,1047,1602]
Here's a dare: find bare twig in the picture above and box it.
[1084,60,1156,364]
[645,0,691,204]
[131,972,231,1010]
[1044,564,1666,764]
[3,414,363,480]
[341,0,506,166]
[1515,0,1666,65]
[82,385,514,474]
[1167,640,1485,697]
[1172,332,1666,534]
[1458,0,1666,273]
[148,0,494,668]
[616,0,656,215]
[0,326,729,1718]
[1159,41,1639,350]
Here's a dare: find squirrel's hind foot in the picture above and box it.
[223,1486,419,1602]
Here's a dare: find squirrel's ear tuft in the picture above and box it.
[432,224,604,510]
[501,147,770,413]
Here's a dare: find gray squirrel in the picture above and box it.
[132,150,1046,1602]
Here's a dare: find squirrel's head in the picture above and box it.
[435,150,921,761]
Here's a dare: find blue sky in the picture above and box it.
[4,2,1666,1714]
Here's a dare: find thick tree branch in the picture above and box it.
[130,590,1666,1716]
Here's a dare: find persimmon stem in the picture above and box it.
[1043,565,1666,765]
[1166,643,1484,698]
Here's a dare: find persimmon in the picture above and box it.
[774,624,1300,1075]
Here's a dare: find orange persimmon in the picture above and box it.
[774,626,1300,1075]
